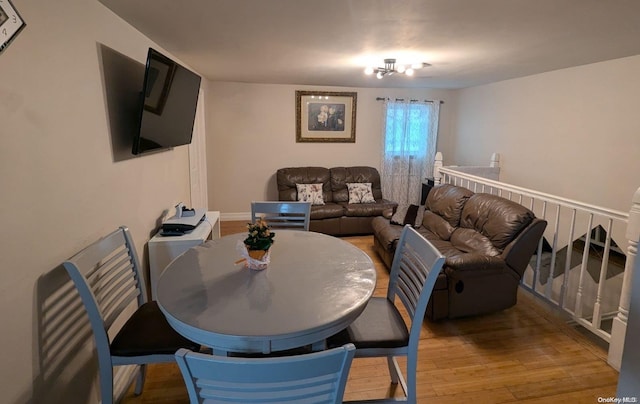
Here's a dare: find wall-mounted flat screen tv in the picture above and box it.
[132,48,202,155]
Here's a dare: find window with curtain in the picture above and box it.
[381,100,440,206]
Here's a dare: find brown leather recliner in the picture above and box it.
[277,166,397,236]
[372,184,547,320]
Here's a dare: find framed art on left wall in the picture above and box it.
[296,90,357,143]
[0,0,26,55]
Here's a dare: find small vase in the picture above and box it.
[243,244,271,270]
[247,248,268,261]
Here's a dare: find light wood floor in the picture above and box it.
[123,221,619,403]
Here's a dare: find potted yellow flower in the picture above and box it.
[244,219,275,261]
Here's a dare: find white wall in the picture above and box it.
[449,55,640,212]
[205,82,454,218]
[0,1,193,402]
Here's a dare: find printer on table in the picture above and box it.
[161,204,206,236]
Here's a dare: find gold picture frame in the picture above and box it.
[0,0,26,55]
[296,90,357,143]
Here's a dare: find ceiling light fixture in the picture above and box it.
[364,58,430,79]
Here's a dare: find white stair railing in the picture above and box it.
[432,152,639,370]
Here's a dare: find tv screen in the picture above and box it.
[132,48,202,155]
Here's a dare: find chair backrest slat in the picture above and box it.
[63,227,146,347]
[197,374,340,402]
[395,245,430,318]
[94,262,134,302]
[86,251,141,330]
[251,201,312,231]
[388,226,446,342]
[175,344,355,403]
[103,289,140,328]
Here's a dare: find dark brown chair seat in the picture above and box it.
[328,298,409,350]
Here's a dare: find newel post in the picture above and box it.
[433,152,443,185]
[608,187,640,370]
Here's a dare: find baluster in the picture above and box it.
[575,214,594,318]
[532,201,548,292]
[433,152,443,185]
[608,187,640,369]
[545,204,561,302]
[592,218,613,329]
[560,209,577,310]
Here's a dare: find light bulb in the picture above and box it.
[411,62,424,69]
[397,65,406,73]
[364,66,374,75]
[405,68,414,76]
[376,71,384,79]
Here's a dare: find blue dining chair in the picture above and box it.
[63,226,200,403]
[328,225,446,403]
[175,343,356,403]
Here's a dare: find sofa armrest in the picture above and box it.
[445,253,506,274]
[382,207,394,219]
[501,218,548,278]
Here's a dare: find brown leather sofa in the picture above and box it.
[277,166,397,236]
[372,184,547,320]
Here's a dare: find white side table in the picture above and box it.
[148,211,220,299]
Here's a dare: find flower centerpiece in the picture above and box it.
[243,219,275,262]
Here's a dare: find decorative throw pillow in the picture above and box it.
[347,183,376,204]
[296,183,325,205]
[391,204,425,228]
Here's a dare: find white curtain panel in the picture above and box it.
[381,100,440,205]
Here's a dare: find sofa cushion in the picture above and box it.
[372,216,403,251]
[426,184,473,227]
[296,183,325,205]
[460,193,535,251]
[421,210,455,240]
[330,167,383,202]
[346,182,376,204]
[310,203,344,220]
[277,167,332,202]
[450,228,501,256]
[342,200,395,217]
[416,232,466,258]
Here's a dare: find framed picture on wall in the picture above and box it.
[296,90,357,143]
[0,0,26,55]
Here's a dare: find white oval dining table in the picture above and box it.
[156,230,376,354]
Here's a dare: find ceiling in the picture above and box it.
[98,0,640,89]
